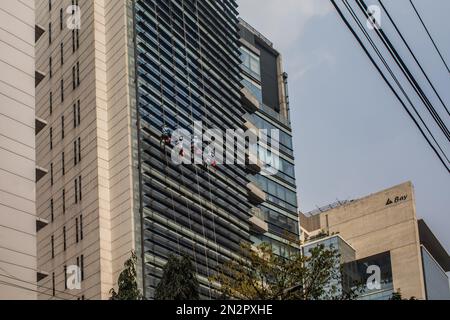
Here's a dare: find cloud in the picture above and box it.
[238,0,332,49]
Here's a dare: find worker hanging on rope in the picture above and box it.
[191,135,203,157]
[204,148,217,169]
[161,125,172,146]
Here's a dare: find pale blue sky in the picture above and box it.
[239,0,450,250]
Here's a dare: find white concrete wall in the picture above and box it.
[0,0,37,300]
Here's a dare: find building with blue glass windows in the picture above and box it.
[34,0,300,300]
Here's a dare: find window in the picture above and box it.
[50,199,54,222]
[63,226,66,251]
[62,189,66,214]
[74,178,78,204]
[78,138,81,163]
[62,152,65,175]
[80,255,84,281]
[61,79,64,102]
[76,30,79,49]
[72,30,75,52]
[72,66,76,90]
[77,62,80,86]
[241,47,261,80]
[79,176,82,201]
[50,92,53,115]
[80,214,83,240]
[50,163,53,185]
[77,255,84,281]
[61,43,64,65]
[49,56,52,78]
[51,235,54,258]
[73,104,77,128]
[49,0,52,12]
[77,100,81,125]
[75,217,79,243]
[48,22,52,45]
[52,272,55,296]
[64,265,67,290]
[60,8,63,30]
[73,141,77,166]
[61,116,64,139]
[50,127,53,150]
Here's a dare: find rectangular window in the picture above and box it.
[74,141,77,166]
[61,116,65,139]
[64,265,67,290]
[80,255,84,281]
[63,226,66,251]
[50,163,53,185]
[80,214,83,240]
[76,30,80,49]
[78,138,81,163]
[52,272,55,296]
[49,0,52,11]
[74,178,78,204]
[62,152,65,175]
[61,79,64,102]
[50,127,53,150]
[72,30,75,52]
[50,199,54,222]
[76,62,80,86]
[77,100,81,125]
[49,56,52,78]
[62,189,66,214]
[75,217,79,243]
[50,92,53,115]
[72,66,76,90]
[49,22,52,45]
[73,104,76,128]
[60,8,63,30]
[61,43,64,65]
[79,176,82,202]
[51,235,54,258]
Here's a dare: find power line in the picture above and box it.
[330,0,450,172]
[0,263,85,300]
[378,0,450,117]
[354,0,450,143]
[409,0,450,74]
[0,280,67,300]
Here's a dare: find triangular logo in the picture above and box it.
[386,198,393,205]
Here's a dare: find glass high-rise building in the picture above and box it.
[35,0,299,300]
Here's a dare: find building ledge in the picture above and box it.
[249,207,268,234]
[247,182,266,204]
[37,270,49,282]
[35,70,46,87]
[35,24,45,42]
[246,153,262,174]
[241,87,260,112]
[35,117,47,135]
[36,217,49,232]
[36,166,48,183]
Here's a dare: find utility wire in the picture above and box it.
[409,0,450,74]
[378,0,450,117]
[330,0,449,171]
[355,0,450,142]
[0,280,68,300]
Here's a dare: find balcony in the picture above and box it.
[249,207,268,234]
[35,166,48,183]
[35,117,47,135]
[36,217,49,232]
[241,87,260,112]
[37,270,49,282]
[35,24,45,42]
[35,70,46,87]
[246,152,262,174]
[247,182,266,204]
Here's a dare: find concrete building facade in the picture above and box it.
[300,182,450,300]
[0,0,41,300]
